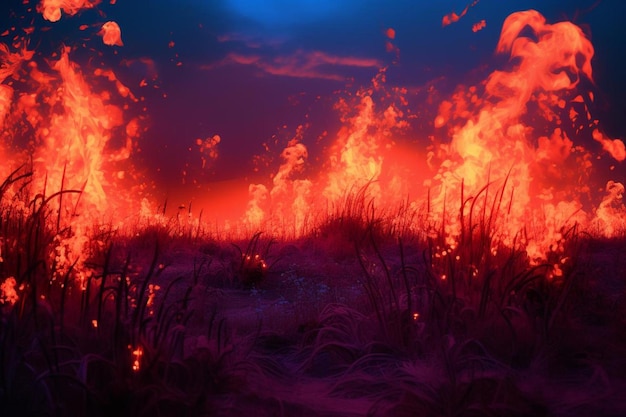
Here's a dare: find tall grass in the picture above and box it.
[1,168,624,416]
[0,168,252,416]
[344,179,623,416]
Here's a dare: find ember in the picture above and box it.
[99,21,123,46]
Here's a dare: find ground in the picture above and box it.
[76,230,626,417]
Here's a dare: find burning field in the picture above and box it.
[1,0,625,416]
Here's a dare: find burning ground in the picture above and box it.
[1,1,626,416]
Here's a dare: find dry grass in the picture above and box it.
[1,170,625,416]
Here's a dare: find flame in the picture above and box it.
[241,10,624,260]
[426,10,624,257]
[1,4,624,281]
[1,4,148,287]
[99,21,124,47]
[592,129,626,161]
[472,20,486,33]
[442,1,479,27]
[246,135,312,234]
[146,284,160,316]
[244,69,418,235]
[38,0,101,22]
[594,181,626,237]
[130,345,143,372]
[0,277,19,305]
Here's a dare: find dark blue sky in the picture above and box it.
[2,0,625,201]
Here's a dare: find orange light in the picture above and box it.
[131,346,143,372]
[472,20,486,32]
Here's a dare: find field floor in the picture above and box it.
[120,233,626,417]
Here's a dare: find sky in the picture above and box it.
[2,0,626,209]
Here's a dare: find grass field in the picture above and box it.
[2,167,625,417]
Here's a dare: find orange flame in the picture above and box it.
[472,20,486,33]
[99,21,124,47]
[428,10,624,258]
[592,129,626,161]
[0,277,19,306]
[2,5,624,276]
[130,345,143,372]
[1,8,146,283]
[442,1,479,27]
[242,10,624,260]
[244,69,418,236]
[38,0,101,23]
[594,181,625,237]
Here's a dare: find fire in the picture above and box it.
[39,0,101,23]
[595,181,626,237]
[245,138,312,234]
[442,1,479,27]
[0,2,623,283]
[146,284,160,316]
[244,76,415,235]
[0,3,148,288]
[130,345,143,372]
[592,129,626,162]
[424,10,624,258]
[0,277,19,306]
[99,21,124,47]
[472,20,486,33]
[242,10,624,260]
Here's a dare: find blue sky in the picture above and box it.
[224,0,344,27]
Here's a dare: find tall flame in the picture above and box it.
[431,10,623,256]
[1,6,145,284]
[243,10,624,259]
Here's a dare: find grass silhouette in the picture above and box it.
[1,169,625,416]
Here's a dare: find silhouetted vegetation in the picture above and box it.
[1,169,625,416]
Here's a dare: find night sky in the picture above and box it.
[2,0,626,211]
